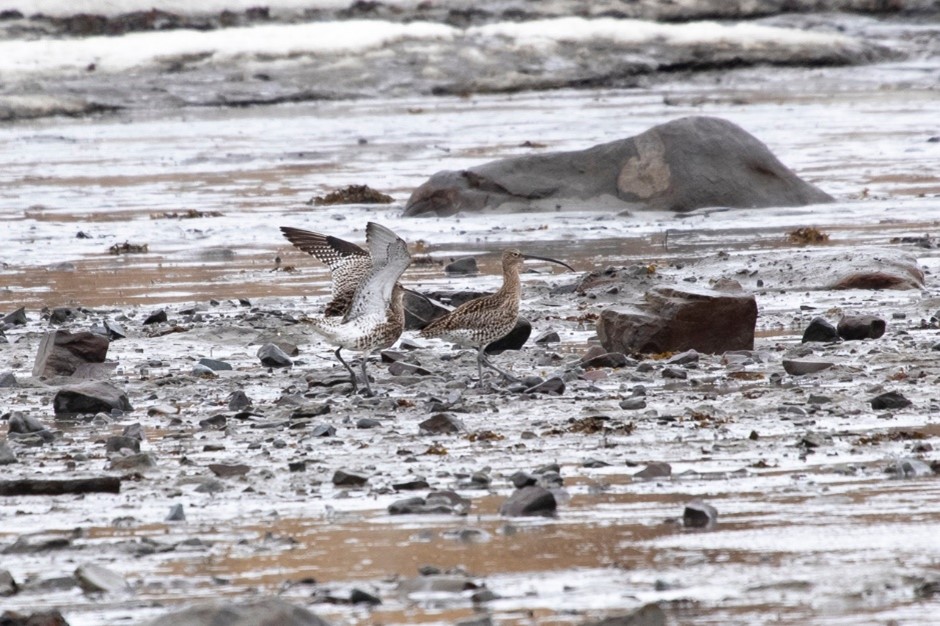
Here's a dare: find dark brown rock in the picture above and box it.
[597,285,757,355]
[837,315,886,340]
[52,381,133,416]
[499,486,557,517]
[404,116,832,216]
[802,317,839,343]
[32,330,109,378]
[683,500,718,529]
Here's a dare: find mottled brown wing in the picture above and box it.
[280,226,367,270]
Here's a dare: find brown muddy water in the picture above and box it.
[2,77,940,626]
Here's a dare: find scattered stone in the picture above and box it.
[782,358,835,376]
[801,316,840,342]
[683,501,718,529]
[870,391,912,410]
[199,414,227,430]
[580,603,667,626]
[0,372,17,388]
[661,366,687,380]
[666,349,700,365]
[619,397,647,410]
[388,490,470,515]
[0,477,120,496]
[419,413,465,435]
[143,310,167,325]
[634,462,671,480]
[485,317,531,355]
[0,569,18,596]
[837,315,886,340]
[0,442,17,465]
[404,116,833,216]
[444,256,479,275]
[524,377,565,395]
[257,343,292,368]
[403,290,450,331]
[2,307,27,326]
[597,285,757,355]
[0,610,70,626]
[309,424,336,437]
[208,463,250,478]
[332,469,369,487]
[74,563,129,594]
[8,411,47,434]
[198,357,233,371]
[509,471,537,489]
[356,417,382,429]
[32,330,109,378]
[166,504,185,522]
[581,352,629,369]
[349,587,382,605]
[499,486,557,517]
[105,436,140,454]
[534,330,561,344]
[53,381,133,416]
[388,361,433,376]
[143,597,331,626]
[886,458,933,479]
[798,432,830,448]
[227,390,252,411]
[109,452,157,471]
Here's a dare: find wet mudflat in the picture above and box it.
[2,63,940,626]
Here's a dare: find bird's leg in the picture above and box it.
[359,355,374,397]
[334,347,359,393]
[480,349,521,384]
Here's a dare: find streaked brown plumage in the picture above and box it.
[280,226,371,317]
[298,222,411,396]
[420,249,574,383]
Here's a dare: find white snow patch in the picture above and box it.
[469,17,857,50]
[0,20,457,76]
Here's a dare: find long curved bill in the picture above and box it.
[521,253,575,272]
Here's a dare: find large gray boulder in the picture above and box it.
[404,116,833,216]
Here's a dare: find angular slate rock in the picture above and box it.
[683,500,718,529]
[403,290,449,331]
[332,469,369,487]
[509,471,537,489]
[0,610,70,626]
[105,436,140,453]
[2,307,27,326]
[198,358,233,371]
[227,390,252,411]
[32,330,109,378]
[837,315,886,340]
[143,310,168,325]
[782,358,835,376]
[485,317,531,355]
[166,504,186,522]
[208,463,250,478]
[143,597,331,626]
[75,563,128,594]
[53,381,132,415]
[8,412,47,434]
[801,317,839,343]
[109,452,157,471]
[419,413,465,435]
[404,116,833,216]
[581,603,667,626]
[524,377,565,395]
[870,391,912,410]
[0,372,17,388]
[666,349,700,365]
[619,396,647,410]
[581,352,629,369]
[534,330,561,344]
[444,256,479,275]
[499,486,557,517]
[0,442,17,465]
[257,343,292,368]
[634,462,671,480]
[597,285,756,355]
[0,568,18,596]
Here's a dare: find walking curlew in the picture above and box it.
[420,249,574,384]
[298,222,411,396]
